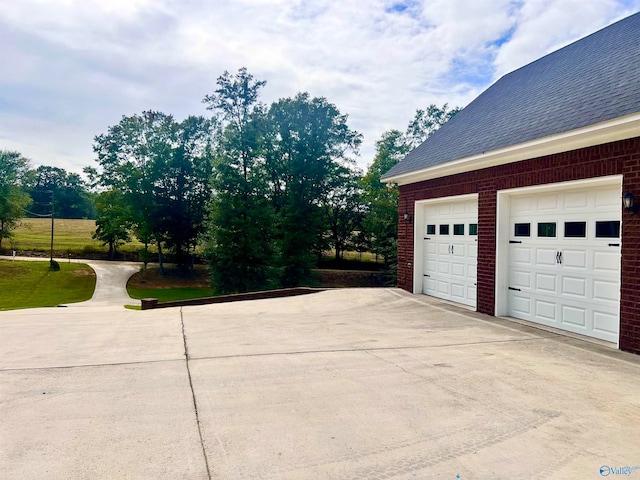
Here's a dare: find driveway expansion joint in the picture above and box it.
[180,307,212,480]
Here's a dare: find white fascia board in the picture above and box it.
[383,112,640,187]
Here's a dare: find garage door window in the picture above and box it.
[537,222,556,238]
[426,224,436,235]
[469,224,478,235]
[514,223,530,237]
[454,224,465,235]
[564,221,586,238]
[440,225,449,235]
[595,220,620,238]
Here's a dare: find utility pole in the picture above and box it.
[49,189,55,268]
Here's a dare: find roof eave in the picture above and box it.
[382,112,640,186]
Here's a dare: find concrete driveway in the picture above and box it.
[1,261,639,479]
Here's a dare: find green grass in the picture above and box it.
[7,218,151,254]
[127,286,215,302]
[0,260,96,310]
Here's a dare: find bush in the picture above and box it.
[49,259,60,271]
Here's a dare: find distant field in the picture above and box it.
[8,218,148,255]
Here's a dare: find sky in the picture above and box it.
[1,0,639,175]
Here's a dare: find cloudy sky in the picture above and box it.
[1,0,639,174]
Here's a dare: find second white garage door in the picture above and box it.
[422,199,478,307]
[507,184,621,343]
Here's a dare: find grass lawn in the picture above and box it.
[127,286,215,302]
[126,265,214,302]
[8,218,150,255]
[0,260,96,310]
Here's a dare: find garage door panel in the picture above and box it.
[593,250,620,273]
[437,280,449,295]
[593,280,619,302]
[511,295,531,316]
[561,305,587,327]
[511,196,533,213]
[511,270,531,289]
[536,248,557,267]
[451,262,465,277]
[535,273,556,293]
[562,249,587,269]
[593,311,619,335]
[423,277,436,293]
[595,189,620,207]
[451,283,465,300]
[511,247,531,265]
[467,285,477,301]
[561,276,586,297]
[537,194,559,211]
[507,184,621,343]
[564,191,588,209]
[535,300,556,321]
[468,264,477,280]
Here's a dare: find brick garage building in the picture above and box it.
[382,13,640,354]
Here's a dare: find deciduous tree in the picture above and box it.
[0,150,32,249]
[202,68,275,293]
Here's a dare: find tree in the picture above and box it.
[405,103,461,149]
[90,111,214,269]
[266,92,362,285]
[360,130,408,264]
[0,150,32,249]
[92,190,132,259]
[322,165,365,261]
[26,166,93,219]
[202,68,276,293]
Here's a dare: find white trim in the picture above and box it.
[494,175,623,348]
[384,113,640,186]
[413,194,478,296]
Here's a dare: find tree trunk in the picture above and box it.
[157,239,164,274]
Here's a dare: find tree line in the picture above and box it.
[0,68,458,293]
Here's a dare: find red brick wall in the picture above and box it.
[398,136,640,355]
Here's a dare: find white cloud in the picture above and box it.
[1,0,638,173]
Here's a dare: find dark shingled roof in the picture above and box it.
[382,12,640,181]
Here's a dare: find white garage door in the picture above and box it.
[507,185,621,343]
[422,199,477,307]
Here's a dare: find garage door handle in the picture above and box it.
[609,243,620,247]
[509,240,522,244]
[508,287,521,291]
[451,245,454,254]
[424,237,431,240]
[559,251,562,264]
[424,274,430,277]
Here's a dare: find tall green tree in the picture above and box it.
[322,165,365,261]
[26,165,93,219]
[92,189,132,260]
[360,130,408,265]
[202,68,276,293]
[405,103,461,149]
[266,92,362,285]
[90,111,214,268]
[0,150,32,249]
